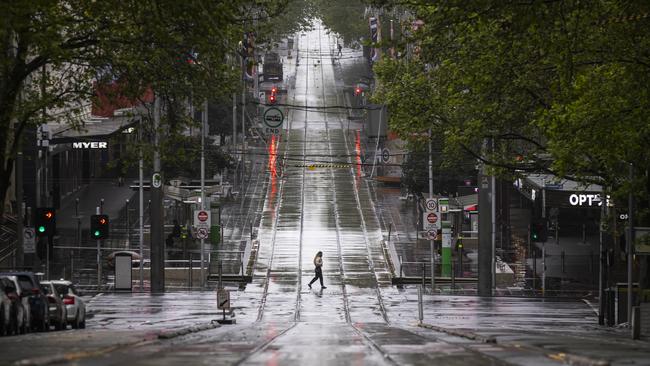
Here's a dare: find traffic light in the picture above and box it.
[269,86,277,104]
[354,86,362,96]
[530,218,547,242]
[35,208,56,237]
[90,214,109,240]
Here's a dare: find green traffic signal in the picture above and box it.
[38,226,46,233]
[94,230,100,237]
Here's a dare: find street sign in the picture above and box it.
[196,227,209,239]
[152,173,162,188]
[423,212,441,230]
[425,198,438,212]
[194,210,211,229]
[419,230,437,240]
[438,198,449,213]
[442,227,452,248]
[217,288,230,310]
[381,148,390,163]
[23,228,35,254]
[263,107,284,128]
[635,227,650,254]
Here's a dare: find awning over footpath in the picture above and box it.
[49,108,141,144]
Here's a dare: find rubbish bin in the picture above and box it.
[114,253,133,291]
[616,282,639,324]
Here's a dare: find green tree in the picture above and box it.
[373,0,650,202]
[313,0,367,44]
[0,0,302,219]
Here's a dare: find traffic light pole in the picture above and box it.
[151,96,165,293]
[478,138,494,297]
[96,206,101,291]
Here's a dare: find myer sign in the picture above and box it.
[569,193,610,207]
[72,141,108,149]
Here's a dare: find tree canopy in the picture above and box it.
[372,1,650,209]
[0,0,305,218]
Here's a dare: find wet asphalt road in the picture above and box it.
[2,22,650,366]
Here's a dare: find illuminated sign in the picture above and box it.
[569,194,610,207]
[72,142,108,149]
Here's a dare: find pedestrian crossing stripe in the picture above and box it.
[295,164,351,169]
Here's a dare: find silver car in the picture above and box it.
[50,281,85,329]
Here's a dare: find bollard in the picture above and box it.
[418,285,424,324]
[451,259,455,292]
[399,255,403,278]
[189,254,193,289]
[422,263,426,288]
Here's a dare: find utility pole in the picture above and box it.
[150,96,165,292]
[241,78,246,184]
[200,100,207,289]
[16,149,24,268]
[627,164,634,324]
[598,195,607,325]
[428,129,435,291]
[138,117,144,291]
[478,138,493,296]
[232,92,237,191]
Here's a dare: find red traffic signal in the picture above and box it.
[354,87,362,96]
[269,94,276,104]
[271,86,277,94]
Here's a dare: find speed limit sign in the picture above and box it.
[425,198,438,212]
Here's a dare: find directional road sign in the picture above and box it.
[217,289,230,310]
[23,228,35,254]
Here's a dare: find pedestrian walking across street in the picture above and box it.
[337,42,342,57]
[308,251,326,289]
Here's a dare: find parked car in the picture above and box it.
[0,272,49,332]
[0,277,28,335]
[40,281,67,330]
[51,280,85,329]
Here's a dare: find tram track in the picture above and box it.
[320,27,390,325]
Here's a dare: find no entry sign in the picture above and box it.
[423,212,441,231]
[194,210,211,229]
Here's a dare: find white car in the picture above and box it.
[50,281,85,329]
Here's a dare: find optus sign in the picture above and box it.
[568,193,610,207]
